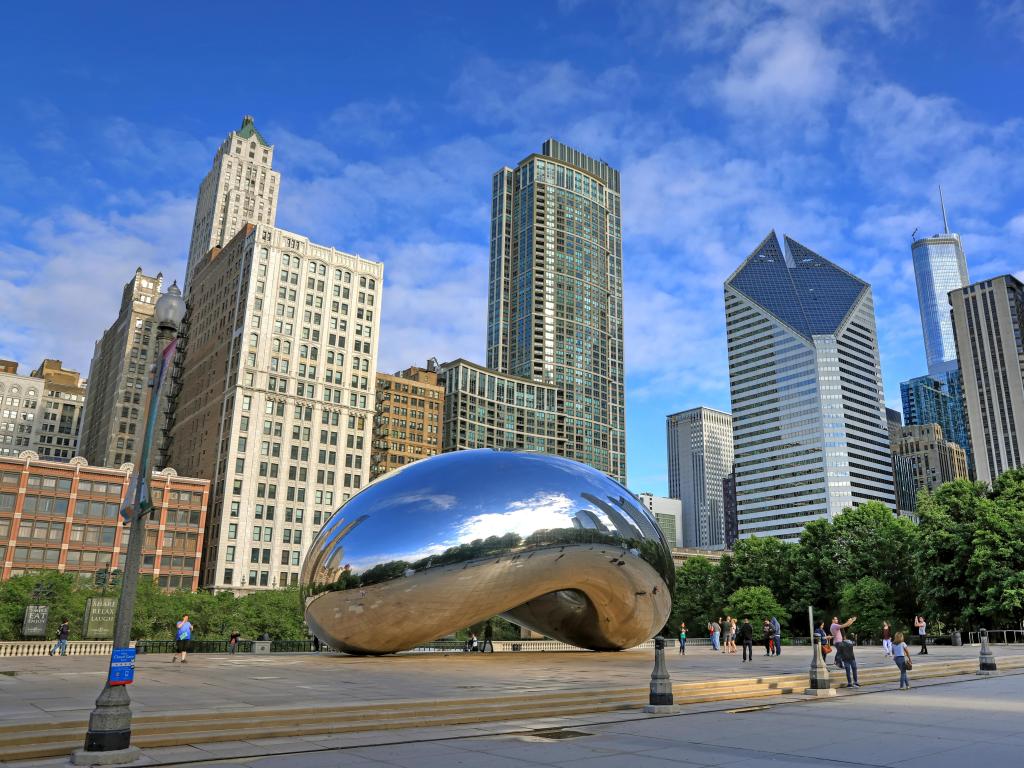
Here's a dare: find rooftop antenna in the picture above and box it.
[939,185,949,234]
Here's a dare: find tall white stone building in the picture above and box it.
[724,233,895,542]
[666,407,733,549]
[169,222,382,591]
[185,116,280,289]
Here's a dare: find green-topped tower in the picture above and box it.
[185,115,280,289]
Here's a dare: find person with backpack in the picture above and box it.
[49,618,70,657]
[173,614,193,663]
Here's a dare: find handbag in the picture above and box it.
[904,655,913,671]
[823,643,833,655]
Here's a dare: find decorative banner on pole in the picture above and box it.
[83,597,119,639]
[107,647,136,686]
[23,605,49,637]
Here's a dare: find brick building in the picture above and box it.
[0,452,209,590]
[370,365,444,479]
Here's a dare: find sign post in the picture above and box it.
[107,648,136,686]
[23,605,50,638]
[83,597,119,639]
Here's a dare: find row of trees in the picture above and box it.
[0,571,306,641]
[670,471,1024,640]
[4,471,1021,643]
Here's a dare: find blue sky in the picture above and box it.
[2,1,1023,494]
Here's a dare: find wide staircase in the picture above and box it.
[2,655,1021,762]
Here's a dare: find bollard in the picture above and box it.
[805,633,837,697]
[643,637,678,713]
[978,628,998,676]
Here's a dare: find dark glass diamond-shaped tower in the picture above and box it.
[724,233,895,541]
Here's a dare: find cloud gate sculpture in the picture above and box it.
[301,450,674,654]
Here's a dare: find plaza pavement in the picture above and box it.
[1,645,1022,766]
[0,644,995,725]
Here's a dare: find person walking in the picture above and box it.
[739,618,754,662]
[482,621,494,653]
[229,630,240,655]
[914,615,928,654]
[893,631,911,689]
[881,621,893,657]
[762,619,773,656]
[729,616,738,654]
[173,614,193,663]
[836,639,861,687]
[49,618,70,657]
[678,622,687,655]
[709,618,721,652]
[770,616,782,656]
[830,615,856,669]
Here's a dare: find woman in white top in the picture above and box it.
[892,631,911,689]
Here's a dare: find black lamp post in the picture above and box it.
[74,282,186,764]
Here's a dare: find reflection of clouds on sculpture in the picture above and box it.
[456,491,574,541]
[301,450,673,654]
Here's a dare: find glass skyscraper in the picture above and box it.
[900,373,972,472]
[487,140,625,483]
[911,200,968,379]
[725,233,895,541]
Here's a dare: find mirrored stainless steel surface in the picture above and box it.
[301,450,674,654]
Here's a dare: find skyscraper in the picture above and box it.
[890,423,969,492]
[724,233,895,541]
[185,116,280,289]
[487,140,625,483]
[29,360,87,462]
[80,269,167,468]
[666,407,733,549]
[900,374,971,472]
[168,223,382,591]
[912,189,969,379]
[950,275,1024,483]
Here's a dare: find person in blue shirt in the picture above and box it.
[174,614,193,664]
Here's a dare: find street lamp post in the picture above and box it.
[75,282,186,765]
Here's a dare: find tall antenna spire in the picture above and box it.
[939,185,949,234]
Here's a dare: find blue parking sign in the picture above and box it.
[108,647,136,686]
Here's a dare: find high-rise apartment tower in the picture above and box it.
[950,275,1024,483]
[666,407,733,549]
[487,140,625,482]
[724,233,895,541]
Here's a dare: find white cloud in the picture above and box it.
[715,18,842,138]
[0,196,193,374]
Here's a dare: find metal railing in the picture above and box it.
[968,629,1024,645]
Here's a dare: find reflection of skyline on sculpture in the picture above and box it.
[302,450,673,654]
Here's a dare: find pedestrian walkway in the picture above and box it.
[0,646,1020,763]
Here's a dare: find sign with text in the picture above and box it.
[23,605,49,637]
[83,597,118,639]
[107,647,136,686]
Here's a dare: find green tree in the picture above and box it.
[839,576,895,641]
[968,470,1024,626]
[670,556,723,633]
[724,586,788,625]
[917,480,990,627]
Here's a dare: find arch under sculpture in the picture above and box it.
[301,450,674,655]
